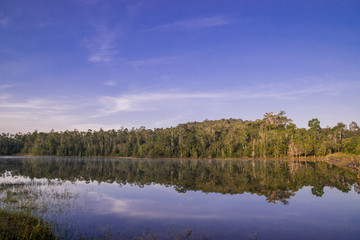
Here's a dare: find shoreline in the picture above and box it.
[1,153,359,171]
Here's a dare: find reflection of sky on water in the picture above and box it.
[65,181,360,239]
[1,175,360,239]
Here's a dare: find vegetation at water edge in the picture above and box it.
[0,210,55,240]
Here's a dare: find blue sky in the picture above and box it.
[1,0,359,133]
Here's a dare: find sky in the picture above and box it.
[0,0,360,133]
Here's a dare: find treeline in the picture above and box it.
[0,111,359,158]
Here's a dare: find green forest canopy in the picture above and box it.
[1,111,359,158]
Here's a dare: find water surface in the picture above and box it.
[1,157,359,239]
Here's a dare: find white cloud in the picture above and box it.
[84,25,120,63]
[150,16,234,31]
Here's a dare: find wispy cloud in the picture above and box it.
[0,98,70,110]
[0,94,11,100]
[98,91,225,114]
[103,80,117,86]
[1,78,359,132]
[0,84,15,100]
[84,25,120,63]
[0,97,81,132]
[97,80,360,115]
[0,84,15,90]
[150,16,234,31]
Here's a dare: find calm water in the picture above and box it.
[1,156,360,239]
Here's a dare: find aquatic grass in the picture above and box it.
[0,175,86,239]
[0,177,128,240]
[0,209,56,240]
[168,226,213,240]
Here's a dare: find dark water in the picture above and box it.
[1,157,360,239]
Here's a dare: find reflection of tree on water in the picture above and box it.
[0,157,358,204]
[354,182,360,194]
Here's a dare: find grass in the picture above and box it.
[0,209,56,240]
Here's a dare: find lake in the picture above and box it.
[1,156,360,239]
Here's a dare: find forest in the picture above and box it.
[0,111,359,158]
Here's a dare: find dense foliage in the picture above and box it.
[1,112,359,158]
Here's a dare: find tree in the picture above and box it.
[308,118,321,130]
[349,121,359,132]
